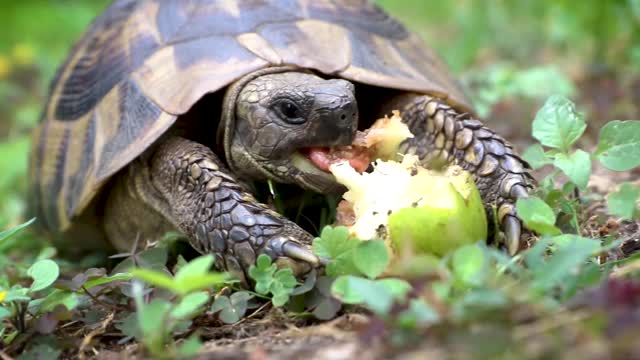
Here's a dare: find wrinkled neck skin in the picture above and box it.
[219,66,358,194]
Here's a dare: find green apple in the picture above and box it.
[387,166,487,257]
[330,157,487,257]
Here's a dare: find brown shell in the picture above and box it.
[31,0,472,233]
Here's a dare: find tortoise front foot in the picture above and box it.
[129,137,319,284]
[400,96,536,254]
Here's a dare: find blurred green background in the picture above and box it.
[0,0,639,231]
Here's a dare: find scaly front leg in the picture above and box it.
[105,137,320,285]
[397,95,535,254]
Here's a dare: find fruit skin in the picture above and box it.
[387,167,488,257]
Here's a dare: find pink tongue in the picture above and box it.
[307,148,333,172]
[306,148,370,174]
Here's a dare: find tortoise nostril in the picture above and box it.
[340,114,347,120]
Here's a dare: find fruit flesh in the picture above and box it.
[327,111,488,256]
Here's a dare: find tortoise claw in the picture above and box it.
[263,235,320,267]
[503,215,521,256]
[283,240,321,266]
[510,184,529,199]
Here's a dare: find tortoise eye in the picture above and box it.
[277,100,305,124]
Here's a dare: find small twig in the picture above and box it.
[78,311,114,360]
[233,302,272,326]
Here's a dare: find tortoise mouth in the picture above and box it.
[297,147,370,174]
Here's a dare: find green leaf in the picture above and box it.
[553,149,591,190]
[138,298,171,338]
[376,278,412,299]
[522,144,552,169]
[211,292,252,324]
[331,276,410,315]
[175,255,214,283]
[171,291,209,319]
[397,299,439,327]
[248,255,296,306]
[313,226,359,259]
[515,197,561,236]
[352,240,389,279]
[532,95,586,152]
[313,226,363,277]
[34,289,80,314]
[530,235,601,293]
[177,334,202,358]
[248,254,277,295]
[3,287,30,302]
[83,273,133,290]
[271,268,297,307]
[451,244,486,286]
[331,276,390,314]
[130,268,179,293]
[27,259,60,292]
[595,120,640,171]
[174,274,228,295]
[607,183,640,220]
[0,218,35,244]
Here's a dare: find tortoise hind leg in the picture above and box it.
[104,137,319,283]
[388,94,535,254]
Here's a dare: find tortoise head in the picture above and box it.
[220,68,358,193]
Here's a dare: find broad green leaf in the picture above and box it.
[270,268,297,307]
[313,227,362,277]
[451,244,486,286]
[111,247,168,274]
[249,254,277,295]
[331,276,390,314]
[83,273,133,290]
[171,291,209,319]
[401,299,439,326]
[352,240,389,279]
[0,218,35,244]
[138,298,171,338]
[515,197,561,236]
[553,149,591,190]
[130,268,178,293]
[331,276,369,304]
[524,237,553,271]
[532,95,586,152]
[595,120,640,171]
[174,273,228,295]
[312,226,359,260]
[531,235,600,293]
[291,269,316,296]
[454,288,508,313]
[331,276,410,315]
[376,278,412,299]
[33,289,80,314]
[607,183,640,220]
[325,253,361,278]
[28,259,60,292]
[522,144,552,169]
[175,255,214,282]
[177,334,203,358]
[3,287,30,302]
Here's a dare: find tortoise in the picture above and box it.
[29,0,534,281]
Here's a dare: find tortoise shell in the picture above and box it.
[30,0,471,235]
